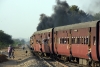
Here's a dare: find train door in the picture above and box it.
[90,27,97,61]
[98,21,100,61]
[44,32,51,53]
[54,31,58,54]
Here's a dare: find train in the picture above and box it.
[30,20,100,66]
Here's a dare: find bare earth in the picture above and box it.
[0,48,36,67]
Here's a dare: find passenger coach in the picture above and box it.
[30,28,55,56]
[53,20,100,64]
[30,20,100,66]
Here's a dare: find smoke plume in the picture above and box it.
[37,0,94,31]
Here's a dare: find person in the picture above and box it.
[69,46,72,62]
[87,48,92,66]
[25,50,28,56]
[8,45,13,58]
[11,47,15,59]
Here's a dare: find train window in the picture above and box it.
[73,38,75,44]
[72,37,74,44]
[44,38,48,45]
[86,37,88,44]
[60,38,64,44]
[81,38,84,44]
[75,37,77,44]
[72,38,75,44]
[83,38,85,44]
[60,38,62,44]
[62,38,65,44]
[93,36,96,45]
[64,37,67,44]
[77,38,80,44]
[83,37,88,44]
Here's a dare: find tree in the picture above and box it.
[0,30,14,48]
[20,39,25,45]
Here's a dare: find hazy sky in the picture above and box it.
[0,0,99,39]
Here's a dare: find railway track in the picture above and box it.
[28,46,88,67]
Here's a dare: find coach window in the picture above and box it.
[62,37,64,44]
[73,37,75,44]
[60,38,62,44]
[83,38,85,44]
[84,37,88,44]
[62,38,64,44]
[77,37,80,44]
[81,37,84,44]
[64,37,67,44]
[93,36,96,45]
[72,37,74,44]
[86,37,88,44]
[75,37,77,44]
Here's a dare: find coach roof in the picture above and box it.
[34,28,52,35]
[54,20,99,31]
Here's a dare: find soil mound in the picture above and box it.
[0,54,8,63]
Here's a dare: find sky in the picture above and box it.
[0,0,100,39]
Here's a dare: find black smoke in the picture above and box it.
[37,0,93,31]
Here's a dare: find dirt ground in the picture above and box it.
[0,48,32,67]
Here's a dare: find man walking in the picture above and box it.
[8,45,12,58]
